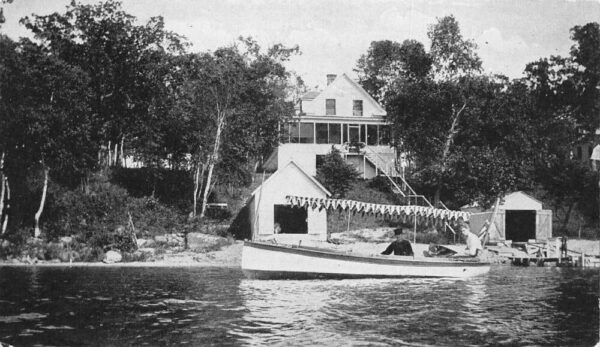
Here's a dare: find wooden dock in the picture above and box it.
[487,241,600,267]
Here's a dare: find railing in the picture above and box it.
[360,148,459,238]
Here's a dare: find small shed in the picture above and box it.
[464,191,552,242]
[248,161,331,242]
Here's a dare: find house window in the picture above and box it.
[379,125,390,145]
[342,124,348,143]
[353,100,363,117]
[299,122,315,143]
[316,123,328,144]
[326,99,336,115]
[367,125,378,145]
[289,122,300,143]
[329,123,341,144]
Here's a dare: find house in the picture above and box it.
[248,161,331,242]
[264,73,398,179]
[463,191,552,243]
[572,128,600,164]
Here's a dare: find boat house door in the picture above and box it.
[274,205,308,234]
[505,210,536,242]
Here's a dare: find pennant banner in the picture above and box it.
[285,195,470,223]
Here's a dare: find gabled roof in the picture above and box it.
[299,73,386,116]
[503,191,542,206]
[338,73,386,115]
[251,161,331,197]
[301,91,320,100]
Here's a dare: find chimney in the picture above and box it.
[326,74,337,86]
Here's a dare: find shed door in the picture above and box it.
[274,205,307,234]
[536,210,552,240]
[505,210,536,242]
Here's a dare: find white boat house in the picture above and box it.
[248,161,331,242]
[464,191,553,243]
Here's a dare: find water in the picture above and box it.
[0,265,597,346]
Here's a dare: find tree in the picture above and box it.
[21,0,187,170]
[316,147,359,198]
[355,39,431,102]
[523,22,600,227]
[428,15,482,81]
[167,38,297,218]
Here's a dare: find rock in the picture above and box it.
[137,247,156,257]
[154,235,168,244]
[1,239,11,249]
[58,250,79,263]
[136,238,148,248]
[186,232,227,252]
[103,250,122,264]
[166,234,183,247]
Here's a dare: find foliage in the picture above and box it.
[355,39,431,101]
[316,147,360,198]
[45,173,187,252]
[428,15,482,80]
[110,167,192,211]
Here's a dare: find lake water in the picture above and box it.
[0,265,597,346]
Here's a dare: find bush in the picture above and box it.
[316,147,360,198]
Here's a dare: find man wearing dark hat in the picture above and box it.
[381,228,414,256]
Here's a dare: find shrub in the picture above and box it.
[316,147,360,198]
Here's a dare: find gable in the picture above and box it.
[500,191,543,211]
[252,161,331,198]
[301,74,386,117]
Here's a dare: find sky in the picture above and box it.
[2,0,600,88]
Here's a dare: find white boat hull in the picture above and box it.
[242,242,490,279]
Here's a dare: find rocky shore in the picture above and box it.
[1,227,598,268]
[0,232,242,267]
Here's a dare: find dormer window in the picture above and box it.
[353,100,363,117]
[326,99,336,115]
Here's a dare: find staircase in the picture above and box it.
[362,146,458,238]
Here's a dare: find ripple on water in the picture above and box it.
[0,266,597,346]
[0,313,47,323]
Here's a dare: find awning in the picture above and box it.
[286,195,470,225]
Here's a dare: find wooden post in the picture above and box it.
[413,214,417,245]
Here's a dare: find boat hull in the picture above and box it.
[242,241,490,279]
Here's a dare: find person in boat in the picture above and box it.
[461,222,483,257]
[381,228,414,256]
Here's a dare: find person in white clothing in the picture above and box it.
[461,223,483,257]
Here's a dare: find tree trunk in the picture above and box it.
[192,161,208,218]
[34,167,49,238]
[434,102,467,206]
[107,140,112,168]
[1,176,8,235]
[120,136,125,167]
[0,152,5,228]
[200,112,226,218]
[193,164,200,218]
[113,142,119,167]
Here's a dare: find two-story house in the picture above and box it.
[264,73,398,179]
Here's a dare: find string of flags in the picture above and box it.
[285,195,470,225]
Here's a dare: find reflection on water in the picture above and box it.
[0,266,597,346]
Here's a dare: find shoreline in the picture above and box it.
[2,238,598,268]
